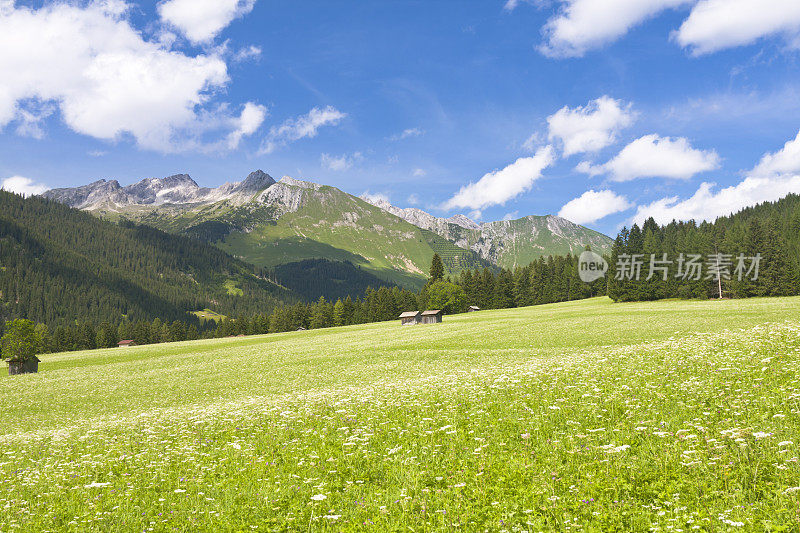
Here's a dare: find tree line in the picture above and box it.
[607,194,800,301]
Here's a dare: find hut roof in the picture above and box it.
[468,305,480,310]
[118,340,135,345]
[421,310,442,316]
[399,311,421,318]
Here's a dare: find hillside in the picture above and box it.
[2,297,799,530]
[0,191,296,328]
[363,196,614,268]
[43,171,612,288]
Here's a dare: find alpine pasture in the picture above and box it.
[2,297,799,531]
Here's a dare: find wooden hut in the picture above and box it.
[420,310,443,324]
[7,356,39,375]
[467,305,481,312]
[399,311,421,326]
[118,340,137,348]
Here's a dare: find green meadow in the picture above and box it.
[2,297,799,531]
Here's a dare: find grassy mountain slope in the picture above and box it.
[93,181,495,289]
[0,191,296,327]
[43,173,611,293]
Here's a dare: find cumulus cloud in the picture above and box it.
[748,129,800,178]
[579,134,720,181]
[674,0,800,55]
[224,102,267,150]
[558,189,633,224]
[260,106,346,154]
[0,1,263,153]
[412,168,427,177]
[443,145,555,211]
[632,130,800,225]
[1,176,49,196]
[539,0,692,58]
[547,96,636,157]
[632,175,800,225]
[158,0,256,44]
[321,152,363,171]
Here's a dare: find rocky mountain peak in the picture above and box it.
[238,170,275,192]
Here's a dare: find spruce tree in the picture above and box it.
[429,253,444,282]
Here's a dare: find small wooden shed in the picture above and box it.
[467,305,481,312]
[399,311,421,326]
[118,340,137,348]
[421,310,443,324]
[7,356,39,375]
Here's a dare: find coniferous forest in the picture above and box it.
[3,190,800,357]
[607,194,800,301]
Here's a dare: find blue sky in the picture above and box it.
[2,0,800,237]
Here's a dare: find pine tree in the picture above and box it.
[429,253,444,283]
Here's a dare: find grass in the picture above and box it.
[191,309,227,323]
[223,279,244,296]
[2,296,800,531]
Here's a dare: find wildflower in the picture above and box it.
[752,431,772,439]
[311,494,327,501]
[84,482,111,488]
[778,441,793,446]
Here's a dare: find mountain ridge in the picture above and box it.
[42,171,614,283]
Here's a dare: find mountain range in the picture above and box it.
[43,170,614,289]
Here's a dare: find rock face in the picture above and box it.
[360,196,613,267]
[43,170,276,210]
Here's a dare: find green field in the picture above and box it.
[2,297,800,531]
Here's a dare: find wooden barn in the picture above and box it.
[399,311,421,326]
[467,305,481,312]
[420,310,443,324]
[118,340,137,348]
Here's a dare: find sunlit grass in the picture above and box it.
[1,296,799,531]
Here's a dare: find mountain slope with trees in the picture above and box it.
[0,191,297,329]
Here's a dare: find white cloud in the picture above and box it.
[632,130,800,225]
[558,189,633,224]
[361,191,390,205]
[580,134,720,182]
[13,100,55,139]
[321,152,363,171]
[412,168,427,177]
[1,176,49,196]
[0,1,259,153]
[547,96,635,157]
[674,0,800,55]
[632,175,800,225]
[407,193,420,205]
[750,129,800,178]
[539,0,692,58]
[158,0,256,44]
[232,44,261,63]
[260,106,346,154]
[225,102,266,150]
[390,127,424,141]
[502,210,519,221]
[443,145,555,211]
